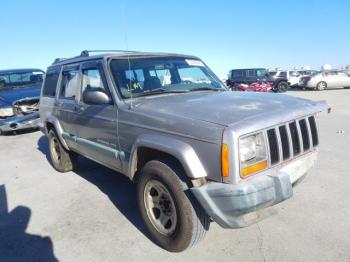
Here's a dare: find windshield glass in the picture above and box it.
[110,57,225,98]
[0,70,44,89]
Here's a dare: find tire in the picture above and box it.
[277,81,288,92]
[48,130,78,172]
[316,81,327,91]
[137,159,209,252]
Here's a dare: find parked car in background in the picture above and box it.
[299,70,350,90]
[269,70,301,88]
[0,68,44,134]
[226,68,289,92]
[40,50,328,252]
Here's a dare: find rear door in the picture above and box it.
[74,60,121,170]
[56,64,81,148]
[245,69,257,84]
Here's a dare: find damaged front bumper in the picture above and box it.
[191,152,317,228]
[0,112,40,132]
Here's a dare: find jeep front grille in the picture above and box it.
[267,115,318,166]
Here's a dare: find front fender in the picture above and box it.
[128,134,207,180]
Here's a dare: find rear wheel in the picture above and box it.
[277,81,288,92]
[137,159,209,252]
[48,130,77,172]
[316,81,327,91]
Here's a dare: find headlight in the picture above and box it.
[0,107,14,117]
[239,132,268,177]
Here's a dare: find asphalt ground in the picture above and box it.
[0,88,349,262]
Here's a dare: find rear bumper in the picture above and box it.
[191,152,317,228]
[0,112,40,132]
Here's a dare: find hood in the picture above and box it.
[132,91,326,126]
[0,86,41,107]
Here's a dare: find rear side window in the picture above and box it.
[231,70,243,78]
[60,70,80,99]
[279,71,287,78]
[42,67,60,97]
[246,70,256,77]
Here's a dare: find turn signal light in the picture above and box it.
[241,160,267,177]
[221,144,229,177]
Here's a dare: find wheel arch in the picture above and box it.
[44,116,69,150]
[128,134,207,182]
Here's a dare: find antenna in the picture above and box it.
[118,1,134,109]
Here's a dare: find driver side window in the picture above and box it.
[82,68,108,93]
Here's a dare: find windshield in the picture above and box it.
[0,70,44,89]
[110,57,225,98]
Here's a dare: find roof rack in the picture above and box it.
[80,49,141,57]
[52,49,142,65]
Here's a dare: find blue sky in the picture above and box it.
[0,0,349,78]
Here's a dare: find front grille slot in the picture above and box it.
[279,125,290,160]
[267,128,279,165]
[299,119,310,151]
[308,116,319,146]
[289,122,301,155]
[264,115,318,169]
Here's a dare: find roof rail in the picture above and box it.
[52,50,142,65]
[52,58,68,64]
[80,49,141,57]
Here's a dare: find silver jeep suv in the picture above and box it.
[39,50,328,252]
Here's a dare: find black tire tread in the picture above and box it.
[137,158,209,252]
[48,130,77,172]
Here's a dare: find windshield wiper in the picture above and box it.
[189,87,224,92]
[134,88,189,97]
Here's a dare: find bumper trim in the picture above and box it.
[191,172,293,228]
[191,152,317,228]
[0,112,40,132]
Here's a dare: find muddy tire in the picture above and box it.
[137,159,209,252]
[48,130,77,172]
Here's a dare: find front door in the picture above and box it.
[74,60,121,170]
[56,64,81,149]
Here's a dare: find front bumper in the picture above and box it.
[191,152,317,228]
[0,112,40,132]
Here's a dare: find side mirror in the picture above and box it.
[83,89,112,105]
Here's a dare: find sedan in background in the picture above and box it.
[299,70,350,91]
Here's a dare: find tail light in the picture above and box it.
[306,76,312,81]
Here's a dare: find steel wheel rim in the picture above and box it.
[143,179,177,236]
[50,136,61,163]
[319,82,326,90]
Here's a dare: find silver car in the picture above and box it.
[300,70,350,90]
[39,50,329,252]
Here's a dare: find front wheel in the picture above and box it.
[48,130,78,172]
[137,159,209,252]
